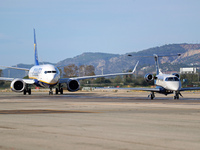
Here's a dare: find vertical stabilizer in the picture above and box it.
[153,54,160,75]
[34,29,39,66]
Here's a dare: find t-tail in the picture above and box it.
[153,53,181,75]
[153,54,160,75]
[34,29,39,66]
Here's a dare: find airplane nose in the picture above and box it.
[170,85,179,91]
[48,74,59,84]
[168,82,181,91]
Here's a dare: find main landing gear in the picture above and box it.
[23,85,31,95]
[174,91,181,100]
[55,83,63,95]
[49,85,63,95]
[148,92,155,100]
[174,94,179,99]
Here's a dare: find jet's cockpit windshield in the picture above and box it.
[44,71,57,74]
[165,77,179,81]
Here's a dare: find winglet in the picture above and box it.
[34,29,39,66]
[132,61,139,73]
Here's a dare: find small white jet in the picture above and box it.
[114,54,200,99]
[0,29,138,95]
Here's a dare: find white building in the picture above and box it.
[180,68,197,74]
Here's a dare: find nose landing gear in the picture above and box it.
[49,87,53,95]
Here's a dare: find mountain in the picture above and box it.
[57,43,200,74]
[2,43,200,78]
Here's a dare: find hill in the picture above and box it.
[2,43,200,78]
[57,43,200,74]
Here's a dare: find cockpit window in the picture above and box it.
[44,71,57,74]
[165,77,179,81]
[174,77,179,81]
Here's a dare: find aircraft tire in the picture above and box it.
[150,94,154,100]
[49,91,53,95]
[60,88,63,94]
[28,89,31,95]
[23,89,27,95]
[56,88,59,94]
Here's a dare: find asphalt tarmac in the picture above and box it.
[0,90,200,150]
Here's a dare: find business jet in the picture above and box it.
[0,29,138,95]
[112,54,200,99]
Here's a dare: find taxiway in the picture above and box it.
[0,91,200,150]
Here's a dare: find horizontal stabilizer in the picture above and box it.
[128,53,181,58]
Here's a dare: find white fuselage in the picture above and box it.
[28,64,60,86]
[155,73,181,91]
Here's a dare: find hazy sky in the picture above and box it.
[1,0,200,66]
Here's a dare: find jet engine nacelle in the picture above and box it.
[172,73,180,79]
[67,79,80,92]
[10,79,26,92]
[144,74,154,82]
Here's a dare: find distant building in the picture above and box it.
[180,68,197,74]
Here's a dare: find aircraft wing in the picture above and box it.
[180,87,200,91]
[0,66,29,71]
[0,77,14,81]
[96,87,160,92]
[59,71,135,83]
[0,77,35,84]
[59,61,139,83]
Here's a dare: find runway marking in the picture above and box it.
[0,109,98,114]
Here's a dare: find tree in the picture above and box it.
[123,74,133,85]
[79,65,95,76]
[94,77,111,84]
[63,64,95,78]
[0,69,2,77]
[181,73,199,86]
[85,65,95,76]
[0,69,6,87]
[79,65,85,77]
[113,76,122,83]
[63,64,78,78]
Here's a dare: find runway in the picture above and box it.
[0,91,200,150]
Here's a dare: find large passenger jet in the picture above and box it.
[0,29,138,95]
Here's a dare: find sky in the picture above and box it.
[0,0,200,66]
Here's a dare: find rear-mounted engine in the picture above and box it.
[144,74,154,82]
